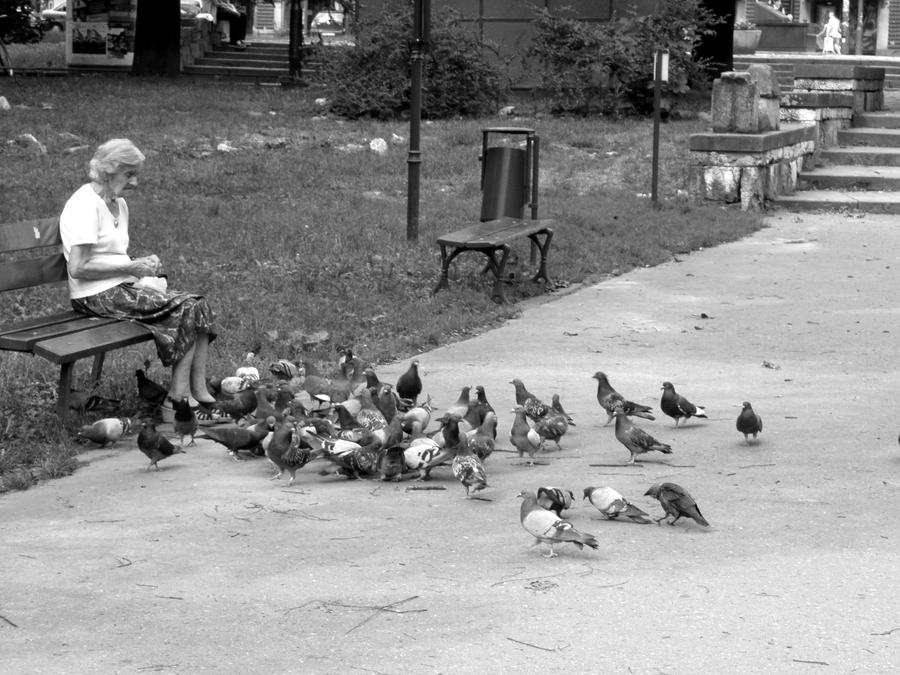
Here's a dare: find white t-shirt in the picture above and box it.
[60,183,137,299]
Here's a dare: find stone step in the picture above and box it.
[853,112,900,128]
[199,53,288,65]
[820,146,900,166]
[182,63,291,81]
[773,189,900,213]
[837,127,900,147]
[798,165,900,190]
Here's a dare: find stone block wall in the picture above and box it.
[792,64,885,114]
[688,125,817,210]
[180,18,216,70]
[779,91,854,165]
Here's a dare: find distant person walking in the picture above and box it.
[818,10,842,55]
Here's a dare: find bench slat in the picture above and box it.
[437,218,554,248]
[0,310,84,335]
[0,218,61,252]
[32,321,154,364]
[0,315,122,351]
[0,253,68,292]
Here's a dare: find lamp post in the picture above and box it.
[651,49,669,207]
[406,0,430,242]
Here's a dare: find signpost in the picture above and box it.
[651,49,669,207]
[407,0,430,242]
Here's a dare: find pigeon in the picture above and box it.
[510,405,544,464]
[592,371,655,424]
[510,378,551,421]
[379,445,407,481]
[77,417,132,446]
[355,388,388,430]
[517,490,600,558]
[583,486,652,524]
[660,382,707,427]
[400,396,433,436]
[265,421,314,485]
[137,419,184,471]
[319,438,382,479]
[536,486,575,516]
[211,385,258,423]
[395,360,423,406]
[171,395,198,447]
[466,411,497,460]
[613,408,672,464]
[135,369,168,407]
[199,417,275,461]
[534,409,568,450]
[371,383,400,423]
[551,394,575,426]
[446,386,472,419]
[644,482,709,527]
[467,385,497,438]
[403,437,446,480]
[68,389,119,417]
[452,449,488,499]
[736,401,763,444]
[269,359,301,381]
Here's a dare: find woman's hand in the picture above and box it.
[130,255,162,277]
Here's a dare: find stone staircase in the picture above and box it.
[182,41,319,83]
[774,110,900,212]
[734,55,900,91]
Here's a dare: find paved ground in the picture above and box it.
[3,211,900,674]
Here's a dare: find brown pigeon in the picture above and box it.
[510,378,551,422]
[395,360,423,406]
[451,446,488,499]
[135,369,168,407]
[518,490,600,558]
[534,410,568,450]
[137,419,184,471]
[379,445,407,482]
[466,411,497,461]
[536,486,575,516]
[551,394,575,426]
[171,396,198,447]
[736,401,763,444]
[660,382,707,427]
[265,421,315,485]
[613,408,672,464]
[583,486,652,524]
[644,482,709,527]
[593,371,655,425]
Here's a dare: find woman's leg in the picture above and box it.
[169,343,197,406]
[190,332,216,404]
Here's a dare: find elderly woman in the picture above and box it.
[60,138,221,422]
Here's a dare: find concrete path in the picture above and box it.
[3,211,900,674]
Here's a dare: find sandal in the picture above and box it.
[195,403,229,425]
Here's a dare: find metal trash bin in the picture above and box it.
[479,127,540,222]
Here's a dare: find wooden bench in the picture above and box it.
[433,217,554,303]
[0,217,154,421]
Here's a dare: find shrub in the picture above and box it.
[529,0,718,116]
[324,0,507,119]
[0,0,43,44]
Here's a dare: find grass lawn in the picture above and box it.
[0,75,764,490]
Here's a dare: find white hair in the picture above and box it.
[88,138,145,184]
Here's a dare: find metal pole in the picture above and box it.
[407,0,429,242]
[855,0,863,55]
[651,50,662,207]
[288,0,303,82]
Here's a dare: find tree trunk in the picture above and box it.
[696,1,734,77]
[132,0,182,76]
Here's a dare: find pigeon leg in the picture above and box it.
[542,544,558,558]
[604,414,613,426]
[269,471,282,481]
[668,515,681,526]
[627,455,637,465]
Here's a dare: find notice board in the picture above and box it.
[67,0,138,68]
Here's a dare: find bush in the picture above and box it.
[324,1,507,119]
[0,0,43,44]
[529,0,717,116]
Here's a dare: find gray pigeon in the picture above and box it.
[593,371,655,425]
[736,401,763,444]
[644,482,709,527]
[583,486,652,524]
[660,382,707,427]
[518,490,599,558]
[613,408,672,464]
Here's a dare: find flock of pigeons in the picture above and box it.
[76,352,766,558]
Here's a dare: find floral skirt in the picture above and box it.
[72,282,217,367]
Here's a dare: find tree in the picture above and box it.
[694,0,733,77]
[132,0,181,75]
[0,0,43,44]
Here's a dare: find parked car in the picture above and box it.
[309,10,355,46]
[40,1,66,32]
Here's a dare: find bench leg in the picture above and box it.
[528,228,554,284]
[57,361,75,422]
[489,245,511,303]
[433,244,465,295]
[90,353,106,385]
